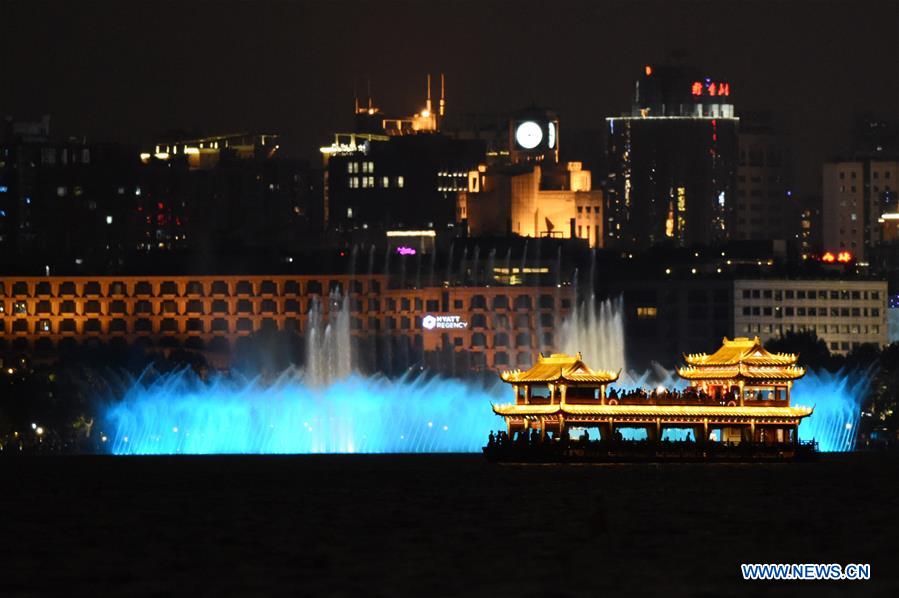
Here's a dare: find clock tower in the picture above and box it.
[509,108,560,165]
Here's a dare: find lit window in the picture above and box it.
[397,176,404,188]
[636,306,658,319]
[347,207,354,219]
[348,177,359,189]
[382,176,389,188]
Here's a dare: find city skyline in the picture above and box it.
[2,0,897,195]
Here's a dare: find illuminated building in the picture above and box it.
[460,162,603,247]
[822,159,899,260]
[134,132,320,253]
[0,121,320,268]
[0,116,138,266]
[142,133,280,170]
[605,65,738,249]
[459,109,603,248]
[734,112,796,242]
[679,336,805,405]
[733,279,888,354]
[321,75,484,233]
[798,194,823,255]
[614,275,887,368]
[0,275,573,373]
[492,349,811,445]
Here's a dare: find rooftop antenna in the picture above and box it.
[439,73,445,117]
[426,73,433,115]
[353,77,359,113]
[367,75,373,112]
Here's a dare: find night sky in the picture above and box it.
[2,0,897,193]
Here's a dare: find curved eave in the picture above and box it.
[560,368,621,384]
[677,366,806,381]
[500,370,621,385]
[493,404,559,416]
[493,403,814,419]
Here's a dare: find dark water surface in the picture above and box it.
[2,453,897,596]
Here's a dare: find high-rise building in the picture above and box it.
[134,132,321,254]
[734,112,796,243]
[460,162,603,248]
[320,75,485,234]
[605,65,738,249]
[612,275,887,368]
[459,109,603,247]
[0,116,139,269]
[798,194,823,255]
[822,159,899,259]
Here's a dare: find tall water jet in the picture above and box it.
[794,368,869,451]
[305,292,353,386]
[560,296,627,374]
[106,370,502,455]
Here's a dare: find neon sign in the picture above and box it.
[691,81,730,97]
[422,314,468,330]
[821,251,853,263]
[396,246,416,256]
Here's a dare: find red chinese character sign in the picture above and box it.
[819,251,853,263]
[691,81,731,97]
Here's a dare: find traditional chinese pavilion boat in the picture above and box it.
[485,339,815,462]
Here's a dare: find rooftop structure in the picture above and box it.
[678,336,805,405]
[492,348,812,447]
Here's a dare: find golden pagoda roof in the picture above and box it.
[677,364,806,381]
[683,337,798,367]
[492,403,814,419]
[500,352,620,385]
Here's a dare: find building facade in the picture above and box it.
[732,279,887,354]
[322,133,483,233]
[0,117,139,267]
[320,76,485,233]
[734,112,795,242]
[822,159,899,259]
[460,162,603,248]
[614,276,888,369]
[0,275,573,373]
[605,65,738,249]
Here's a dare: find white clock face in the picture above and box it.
[515,121,543,149]
[548,122,556,149]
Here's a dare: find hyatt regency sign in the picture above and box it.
[422,314,468,330]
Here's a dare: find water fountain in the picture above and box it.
[103,251,870,455]
[557,294,868,451]
[305,292,353,387]
[559,296,627,376]
[107,370,501,455]
[793,368,870,452]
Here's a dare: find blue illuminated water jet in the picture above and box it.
[792,369,870,452]
[104,367,869,455]
[106,369,501,455]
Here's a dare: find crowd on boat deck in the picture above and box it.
[486,428,696,449]
[605,386,757,403]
